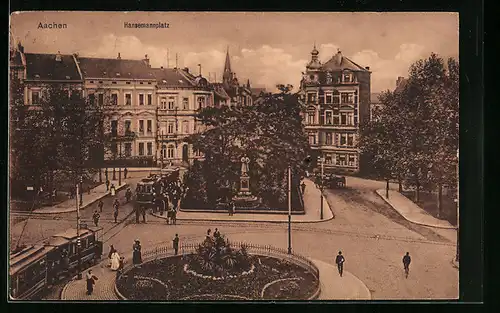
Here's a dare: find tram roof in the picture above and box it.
[9,244,54,276]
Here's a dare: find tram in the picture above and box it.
[135,167,180,212]
[9,225,103,300]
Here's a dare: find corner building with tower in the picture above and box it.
[298,46,371,174]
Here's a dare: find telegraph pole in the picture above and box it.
[288,166,292,254]
[76,180,82,280]
[319,156,324,220]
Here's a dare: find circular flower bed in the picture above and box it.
[116,255,318,300]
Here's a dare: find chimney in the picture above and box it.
[143,54,150,67]
[55,51,62,62]
[160,66,164,69]
[365,66,370,70]
[336,49,342,65]
[117,52,121,60]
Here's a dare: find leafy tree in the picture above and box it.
[186,85,310,208]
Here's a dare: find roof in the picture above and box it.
[211,83,230,100]
[370,93,382,103]
[9,245,54,276]
[251,87,267,96]
[10,50,23,67]
[51,228,92,240]
[322,51,369,72]
[151,68,195,87]
[77,57,155,80]
[24,53,82,81]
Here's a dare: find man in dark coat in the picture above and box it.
[135,206,141,224]
[301,181,306,194]
[335,251,345,277]
[124,167,128,179]
[86,270,97,295]
[113,208,119,223]
[133,240,142,266]
[98,199,104,212]
[92,210,100,227]
[105,179,110,191]
[403,252,411,278]
[173,234,180,255]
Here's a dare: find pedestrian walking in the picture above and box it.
[207,228,212,237]
[86,270,98,295]
[142,207,146,223]
[108,245,117,267]
[133,239,142,266]
[92,210,100,227]
[403,252,411,278]
[98,199,104,212]
[116,256,125,279]
[124,167,128,179]
[336,251,345,277]
[214,228,220,238]
[113,208,118,223]
[171,209,177,225]
[110,183,116,196]
[125,187,132,203]
[173,234,179,255]
[301,181,306,194]
[229,201,235,216]
[105,179,110,191]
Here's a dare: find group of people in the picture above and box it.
[334,251,412,278]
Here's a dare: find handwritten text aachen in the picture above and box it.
[38,22,68,29]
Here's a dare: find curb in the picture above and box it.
[151,212,334,224]
[375,190,457,230]
[31,184,129,215]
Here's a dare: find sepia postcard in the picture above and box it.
[8,11,459,301]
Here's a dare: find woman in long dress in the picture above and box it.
[110,251,121,271]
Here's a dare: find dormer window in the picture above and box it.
[342,72,352,83]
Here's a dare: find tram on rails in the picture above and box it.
[9,225,103,300]
[135,167,180,213]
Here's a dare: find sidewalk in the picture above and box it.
[61,255,370,300]
[312,259,371,300]
[376,189,455,229]
[152,178,333,223]
[31,181,128,214]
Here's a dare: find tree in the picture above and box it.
[187,85,310,208]
[9,83,117,197]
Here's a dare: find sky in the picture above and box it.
[10,12,458,92]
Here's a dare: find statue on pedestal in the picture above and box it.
[240,156,250,177]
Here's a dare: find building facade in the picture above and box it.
[153,67,213,167]
[217,48,253,107]
[298,46,371,174]
[77,53,158,164]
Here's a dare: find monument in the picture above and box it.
[232,155,261,209]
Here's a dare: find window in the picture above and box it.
[111,94,118,105]
[139,120,144,134]
[326,72,333,84]
[124,143,132,157]
[125,94,132,105]
[125,120,131,134]
[333,116,340,125]
[138,143,145,156]
[196,97,204,110]
[167,145,175,159]
[308,134,316,145]
[343,72,352,83]
[167,122,174,134]
[161,145,167,159]
[307,113,315,124]
[333,95,340,104]
[341,113,347,125]
[139,94,144,105]
[325,155,332,164]
[347,134,354,146]
[340,134,347,145]
[326,132,333,145]
[147,142,153,156]
[341,93,354,104]
[184,97,191,110]
[147,120,152,134]
[89,94,95,105]
[326,93,332,104]
[98,94,104,106]
[111,120,118,137]
[348,155,356,166]
[168,97,175,110]
[338,154,346,166]
[182,121,189,134]
[307,93,316,103]
[147,94,152,105]
[111,143,117,156]
[31,91,40,104]
[160,97,167,110]
[325,111,333,125]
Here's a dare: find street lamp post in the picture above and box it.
[118,142,122,186]
[318,156,324,220]
[287,165,292,254]
[76,180,82,280]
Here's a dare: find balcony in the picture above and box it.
[109,131,136,142]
